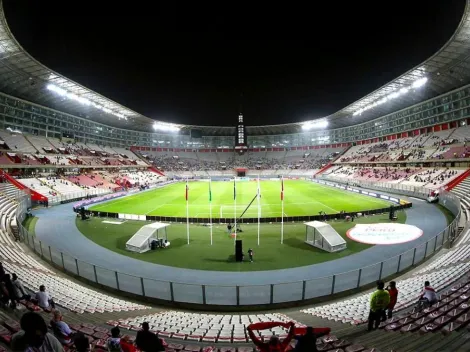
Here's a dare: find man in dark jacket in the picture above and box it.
[135,322,164,352]
[294,326,331,352]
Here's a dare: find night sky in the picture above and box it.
[3,1,466,127]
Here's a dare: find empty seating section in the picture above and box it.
[26,135,56,153]
[0,131,36,153]
[110,312,300,343]
[325,166,465,189]
[141,148,341,175]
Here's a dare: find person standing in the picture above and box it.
[248,248,253,263]
[367,281,390,331]
[386,281,398,319]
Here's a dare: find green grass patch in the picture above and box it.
[22,216,38,236]
[76,211,406,271]
[88,180,393,218]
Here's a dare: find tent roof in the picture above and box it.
[125,222,169,248]
[305,221,347,247]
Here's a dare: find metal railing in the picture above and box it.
[17,185,461,307]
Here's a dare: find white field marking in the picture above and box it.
[144,202,171,215]
[410,197,425,202]
[102,220,127,225]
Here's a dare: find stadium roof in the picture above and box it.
[0,0,470,136]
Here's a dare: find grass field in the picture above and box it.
[76,211,407,271]
[89,180,393,218]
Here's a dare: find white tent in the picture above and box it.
[304,221,347,253]
[126,222,170,253]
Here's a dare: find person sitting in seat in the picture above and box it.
[35,285,55,311]
[294,326,331,352]
[11,312,64,352]
[107,327,123,352]
[136,322,164,352]
[419,281,438,307]
[12,273,29,301]
[50,310,73,345]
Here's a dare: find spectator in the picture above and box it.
[12,273,28,300]
[247,321,296,352]
[73,333,90,352]
[294,326,331,352]
[107,327,122,352]
[419,281,438,307]
[386,281,398,319]
[35,285,55,310]
[136,322,164,352]
[367,281,390,331]
[50,310,73,345]
[11,312,63,352]
[2,274,17,308]
[0,262,5,278]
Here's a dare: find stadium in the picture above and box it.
[0,1,469,351]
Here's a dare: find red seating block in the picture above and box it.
[237,347,253,352]
[94,327,110,334]
[79,327,95,336]
[317,343,333,351]
[384,323,402,331]
[168,343,184,351]
[94,339,107,350]
[92,332,108,340]
[456,313,470,324]
[400,324,418,333]
[183,345,200,352]
[82,323,96,329]
[69,324,81,332]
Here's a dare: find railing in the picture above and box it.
[16,186,461,307]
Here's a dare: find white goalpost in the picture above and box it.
[219,205,287,219]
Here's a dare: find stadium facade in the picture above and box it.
[0,1,469,151]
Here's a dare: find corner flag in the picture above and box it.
[281,178,284,200]
[209,180,212,202]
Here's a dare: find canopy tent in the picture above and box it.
[125,222,170,253]
[304,221,347,253]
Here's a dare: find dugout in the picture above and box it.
[304,221,347,253]
[126,222,170,253]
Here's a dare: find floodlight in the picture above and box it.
[301,120,328,130]
[353,76,428,116]
[152,122,180,132]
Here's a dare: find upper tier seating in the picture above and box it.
[325,166,465,189]
[0,131,36,153]
[26,135,57,153]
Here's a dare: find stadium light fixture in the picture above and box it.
[353,77,428,116]
[46,84,128,120]
[301,119,329,131]
[152,122,180,132]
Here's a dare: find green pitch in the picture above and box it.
[76,212,406,271]
[89,180,393,218]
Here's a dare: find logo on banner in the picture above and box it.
[346,223,423,245]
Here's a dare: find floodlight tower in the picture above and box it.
[235,97,247,154]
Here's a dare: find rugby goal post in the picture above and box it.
[305,221,347,253]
